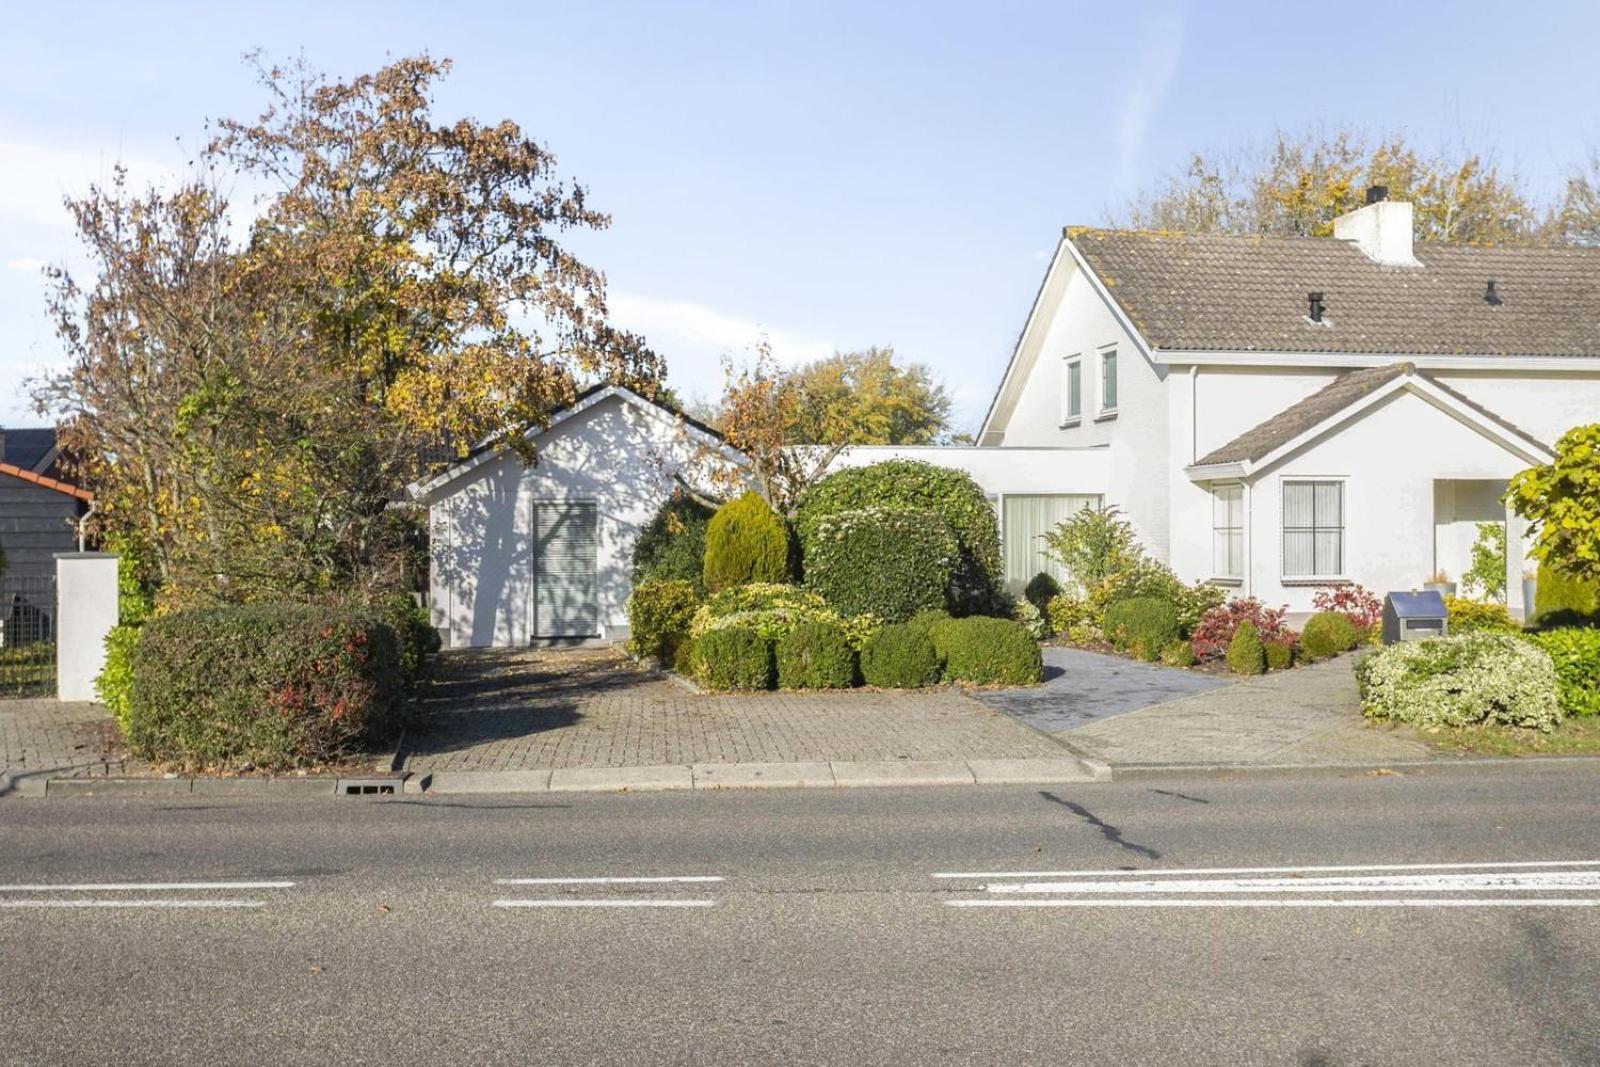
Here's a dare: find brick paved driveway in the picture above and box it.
[397,647,1070,773]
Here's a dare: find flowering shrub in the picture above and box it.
[1190,598,1292,661]
[1356,633,1561,731]
[1311,584,1382,630]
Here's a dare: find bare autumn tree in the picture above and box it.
[36,54,661,601]
[1123,129,1542,245]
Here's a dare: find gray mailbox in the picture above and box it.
[1382,590,1448,645]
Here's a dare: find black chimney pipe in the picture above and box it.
[1366,185,1389,205]
[1307,292,1325,322]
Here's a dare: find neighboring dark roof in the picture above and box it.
[0,427,56,472]
[1068,229,1600,357]
[1194,363,1551,467]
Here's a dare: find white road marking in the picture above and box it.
[932,860,1600,880]
[0,881,295,893]
[0,899,266,909]
[984,872,1600,895]
[494,876,725,885]
[492,899,717,909]
[946,898,1600,909]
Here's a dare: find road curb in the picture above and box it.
[1107,755,1600,781]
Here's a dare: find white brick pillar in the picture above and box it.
[55,553,120,703]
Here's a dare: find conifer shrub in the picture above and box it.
[703,492,789,593]
[1226,619,1266,676]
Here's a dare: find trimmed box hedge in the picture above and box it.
[1300,611,1359,661]
[929,616,1043,686]
[695,624,773,690]
[126,603,404,770]
[860,622,942,688]
[803,506,957,621]
[775,619,856,689]
[627,579,699,664]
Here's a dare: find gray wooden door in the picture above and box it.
[533,501,598,637]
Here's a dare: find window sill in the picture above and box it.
[1206,576,1243,587]
[1093,410,1118,423]
[1281,576,1349,587]
[1059,416,1082,429]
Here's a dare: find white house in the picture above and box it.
[417,190,1599,647]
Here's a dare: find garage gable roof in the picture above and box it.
[408,385,738,499]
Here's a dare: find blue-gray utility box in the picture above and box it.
[1382,590,1448,645]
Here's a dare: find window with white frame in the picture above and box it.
[1062,358,1082,422]
[1212,484,1244,578]
[1100,349,1118,412]
[998,493,1102,591]
[1282,480,1344,578]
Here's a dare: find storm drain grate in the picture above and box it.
[336,778,400,796]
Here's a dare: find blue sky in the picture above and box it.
[4,0,1599,433]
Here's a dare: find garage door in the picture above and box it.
[533,501,598,637]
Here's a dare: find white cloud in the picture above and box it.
[1113,10,1185,187]
[5,257,46,272]
[607,290,837,387]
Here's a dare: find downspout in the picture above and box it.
[75,500,96,554]
[1189,366,1199,463]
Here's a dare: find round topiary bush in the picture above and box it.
[928,616,1043,685]
[703,492,789,593]
[1024,572,1062,612]
[695,623,773,690]
[804,506,957,621]
[1226,619,1266,676]
[1300,611,1359,661]
[1264,639,1293,671]
[1101,597,1183,661]
[775,618,856,689]
[627,579,699,664]
[1357,632,1561,730]
[795,460,1001,614]
[860,622,942,688]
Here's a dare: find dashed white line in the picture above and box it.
[0,881,295,893]
[494,876,724,885]
[931,860,1600,880]
[946,898,1600,909]
[492,899,717,909]
[984,872,1600,895]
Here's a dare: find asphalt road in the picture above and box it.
[3,765,1600,1066]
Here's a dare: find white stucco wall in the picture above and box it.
[1430,369,1600,448]
[830,445,1109,497]
[426,394,709,649]
[1242,389,1538,613]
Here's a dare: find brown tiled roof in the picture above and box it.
[1194,363,1551,467]
[1069,229,1600,356]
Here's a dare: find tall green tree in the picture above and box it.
[785,347,953,446]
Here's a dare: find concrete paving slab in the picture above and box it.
[424,770,553,794]
[693,761,836,789]
[830,760,976,787]
[966,758,1107,784]
[549,765,694,792]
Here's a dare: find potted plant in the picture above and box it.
[1423,570,1456,597]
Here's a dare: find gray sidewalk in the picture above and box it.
[0,698,139,795]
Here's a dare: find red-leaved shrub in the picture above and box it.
[1191,598,1292,661]
[1311,584,1382,630]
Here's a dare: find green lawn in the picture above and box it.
[1415,716,1600,757]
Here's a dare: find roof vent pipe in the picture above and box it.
[1307,292,1326,323]
[1485,278,1502,306]
[1366,185,1389,204]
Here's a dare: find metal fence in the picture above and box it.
[0,574,57,697]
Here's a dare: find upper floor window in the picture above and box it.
[1282,479,1344,578]
[1062,358,1082,423]
[1212,484,1244,578]
[1100,349,1118,413]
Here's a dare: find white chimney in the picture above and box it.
[1333,186,1420,267]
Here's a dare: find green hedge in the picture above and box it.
[1300,612,1359,661]
[804,506,957,621]
[775,619,856,689]
[373,593,441,690]
[929,616,1043,685]
[703,492,789,593]
[860,623,942,688]
[695,624,773,691]
[1357,632,1561,730]
[126,603,404,770]
[627,579,699,664]
[633,494,715,594]
[1444,596,1519,635]
[1527,628,1600,717]
[795,460,1001,614]
[1535,560,1599,619]
[95,624,142,732]
[1102,597,1182,661]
